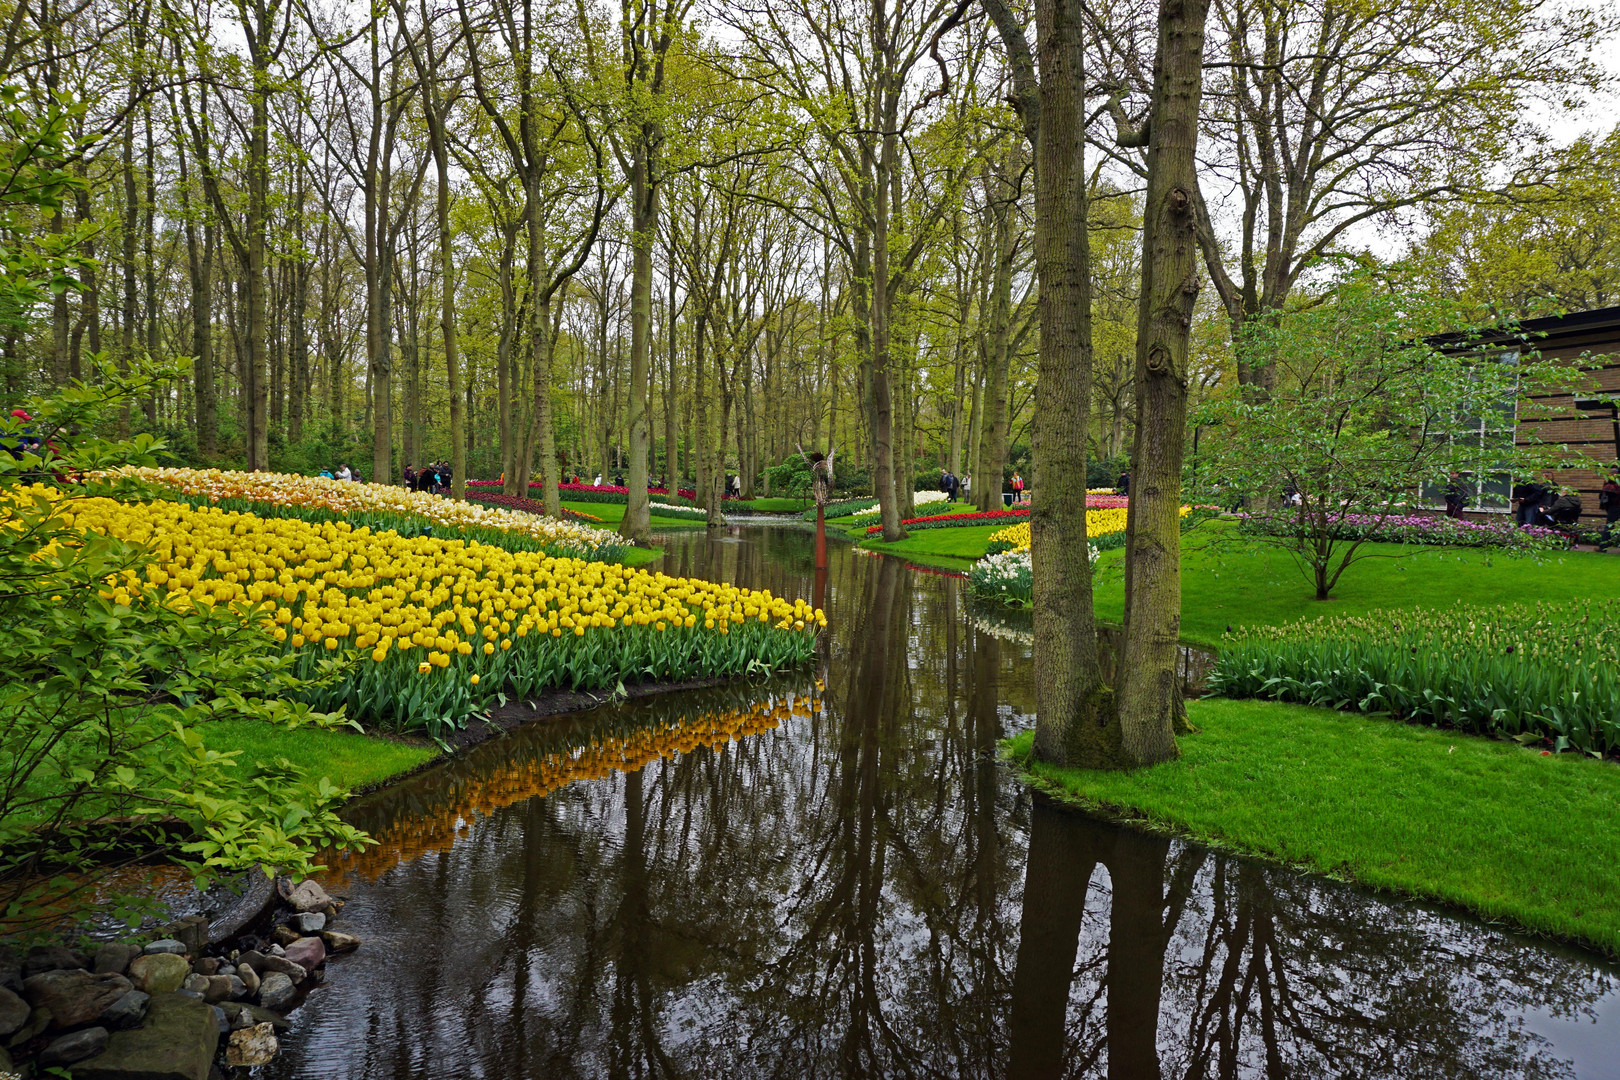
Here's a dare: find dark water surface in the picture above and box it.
[263,526,1620,1079]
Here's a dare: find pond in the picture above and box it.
[262,525,1620,1079]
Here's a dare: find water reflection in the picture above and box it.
[261,527,1619,1080]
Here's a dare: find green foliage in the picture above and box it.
[1196,266,1581,599]
[1414,127,1620,318]
[762,456,812,497]
[1,372,372,936]
[1210,598,1620,755]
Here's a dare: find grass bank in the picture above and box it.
[1091,521,1620,647]
[562,500,705,530]
[203,720,438,792]
[1006,698,1620,957]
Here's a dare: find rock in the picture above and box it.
[0,985,28,1038]
[74,992,219,1080]
[256,972,296,1012]
[224,976,247,1001]
[225,1022,278,1067]
[39,1025,110,1068]
[320,930,361,954]
[278,878,332,914]
[191,957,220,977]
[23,945,90,978]
[143,939,188,957]
[168,916,210,957]
[100,990,149,1030]
[281,937,325,973]
[211,1005,229,1034]
[216,964,235,977]
[10,1006,51,1047]
[128,953,191,994]
[236,965,259,999]
[0,1044,12,1073]
[269,924,301,947]
[182,974,210,996]
[0,950,21,996]
[256,955,307,982]
[267,944,286,957]
[219,1002,288,1033]
[202,976,236,1004]
[206,871,277,947]
[234,950,266,973]
[23,968,133,1029]
[291,911,326,934]
[93,943,143,976]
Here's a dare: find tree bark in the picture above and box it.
[1117,0,1212,765]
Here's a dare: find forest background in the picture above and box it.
[0,0,1617,518]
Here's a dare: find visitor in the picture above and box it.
[962,471,971,498]
[942,469,958,502]
[1117,470,1130,496]
[1544,488,1583,529]
[1532,472,1560,526]
[1443,471,1466,519]
[404,464,417,488]
[1600,469,1620,551]
[1011,471,1025,505]
[730,473,741,497]
[614,472,624,487]
[318,467,334,479]
[1512,477,1548,526]
[594,472,603,487]
[2,409,38,460]
[336,463,352,482]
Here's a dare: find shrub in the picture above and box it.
[1237,510,1566,553]
[1,377,370,935]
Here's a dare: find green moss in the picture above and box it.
[1006,698,1620,957]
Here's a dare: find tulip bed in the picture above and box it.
[116,467,622,561]
[865,507,1028,535]
[1210,599,1620,756]
[464,490,605,523]
[1237,510,1568,552]
[804,497,878,521]
[38,486,824,738]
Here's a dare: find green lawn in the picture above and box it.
[1007,698,1620,958]
[203,719,437,792]
[564,500,707,530]
[857,522,1006,560]
[732,497,816,513]
[1093,520,1620,647]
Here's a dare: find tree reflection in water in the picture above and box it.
[261,527,1618,1080]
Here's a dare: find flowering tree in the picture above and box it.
[1197,267,1583,600]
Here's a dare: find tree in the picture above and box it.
[1179,0,1615,392]
[1197,266,1580,601]
[1113,0,1211,764]
[1414,128,1620,318]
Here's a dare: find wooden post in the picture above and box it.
[815,504,827,570]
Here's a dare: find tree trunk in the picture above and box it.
[1024,0,1112,768]
[975,169,1016,512]
[1117,0,1212,765]
[620,150,655,540]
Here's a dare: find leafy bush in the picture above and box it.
[1209,599,1620,756]
[1,376,371,935]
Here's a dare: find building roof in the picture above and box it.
[1430,304,1620,351]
